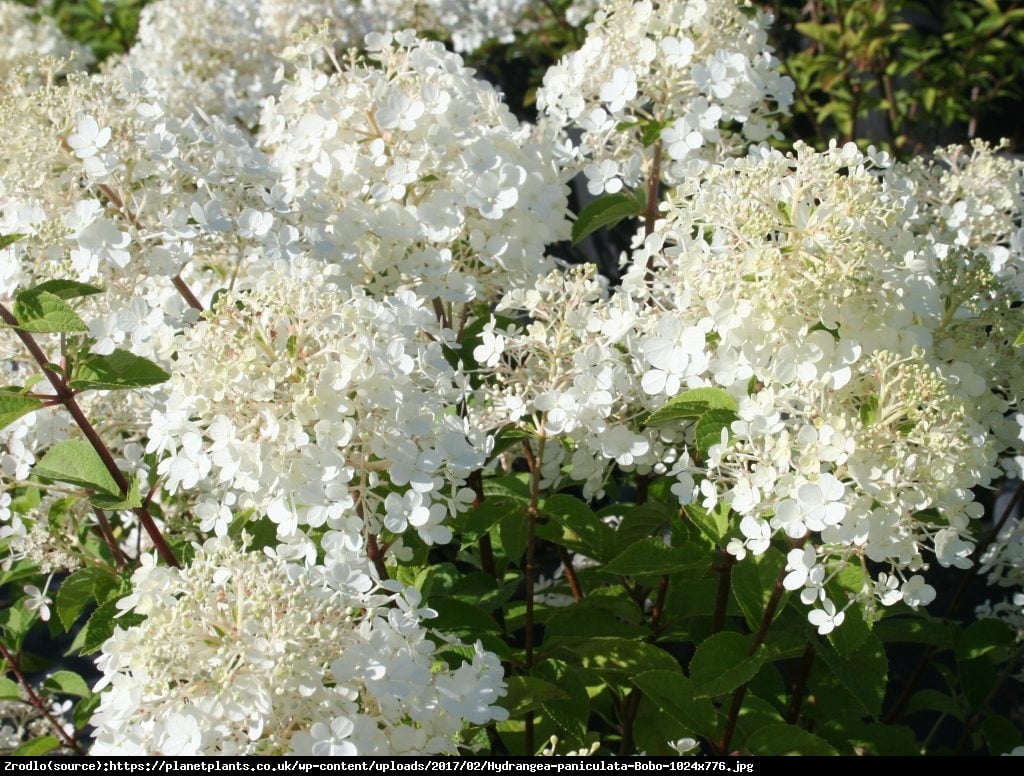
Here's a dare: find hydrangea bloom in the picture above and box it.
[615,142,1017,629]
[0,2,92,92]
[261,31,569,303]
[149,259,483,551]
[90,537,507,755]
[537,0,793,190]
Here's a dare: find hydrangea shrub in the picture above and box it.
[2,0,1024,757]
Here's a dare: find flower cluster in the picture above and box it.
[537,0,794,193]
[90,537,507,755]
[261,31,569,302]
[110,0,538,126]
[149,259,483,553]
[617,141,1019,630]
[0,1,92,92]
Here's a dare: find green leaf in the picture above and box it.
[633,670,718,740]
[498,507,528,567]
[77,598,141,656]
[70,349,170,391]
[640,118,668,147]
[11,736,60,756]
[1014,329,1024,347]
[907,688,964,721]
[730,547,785,630]
[0,391,44,431]
[837,721,918,756]
[982,714,1024,756]
[544,601,646,649]
[684,500,731,544]
[452,496,521,543]
[816,633,887,717]
[563,637,680,680]
[695,408,737,453]
[957,618,1014,661]
[643,387,739,427]
[427,596,502,640]
[603,537,706,576]
[503,676,569,716]
[536,660,591,745]
[34,439,121,497]
[26,280,104,300]
[613,502,675,545]
[55,566,118,630]
[571,191,644,244]
[12,289,88,334]
[0,676,22,700]
[0,233,26,250]
[689,632,766,698]
[89,475,142,511]
[42,670,91,698]
[745,724,838,755]
[541,494,614,562]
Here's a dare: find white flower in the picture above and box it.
[584,160,623,195]
[23,583,51,622]
[599,67,638,114]
[901,575,936,609]
[68,115,111,159]
[808,599,846,635]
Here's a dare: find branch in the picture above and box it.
[0,642,85,755]
[0,303,179,567]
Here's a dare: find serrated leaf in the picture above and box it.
[12,736,60,756]
[12,290,87,333]
[34,440,120,497]
[689,631,765,698]
[571,192,644,244]
[603,537,706,576]
[694,408,737,453]
[427,596,502,639]
[565,637,680,679]
[70,349,170,391]
[731,547,785,630]
[26,280,103,300]
[503,676,569,716]
[56,566,117,630]
[816,633,887,717]
[0,392,43,431]
[89,475,142,511]
[613,502,675,545]
[536,660,590,745]
[498,508,528,566]
[906,688,964,720]
[745,724,838,755]
[633,670,717,740]
[544,602,646,649]
[684,500,731,544]
[487,426,532,463]
[541,493,614,562]
[0,233,26,250]
[643,387,739,426]
[0,676,22,700]
[957,618,1014,661]
[79,599,141,655]
[42,670,90,698]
